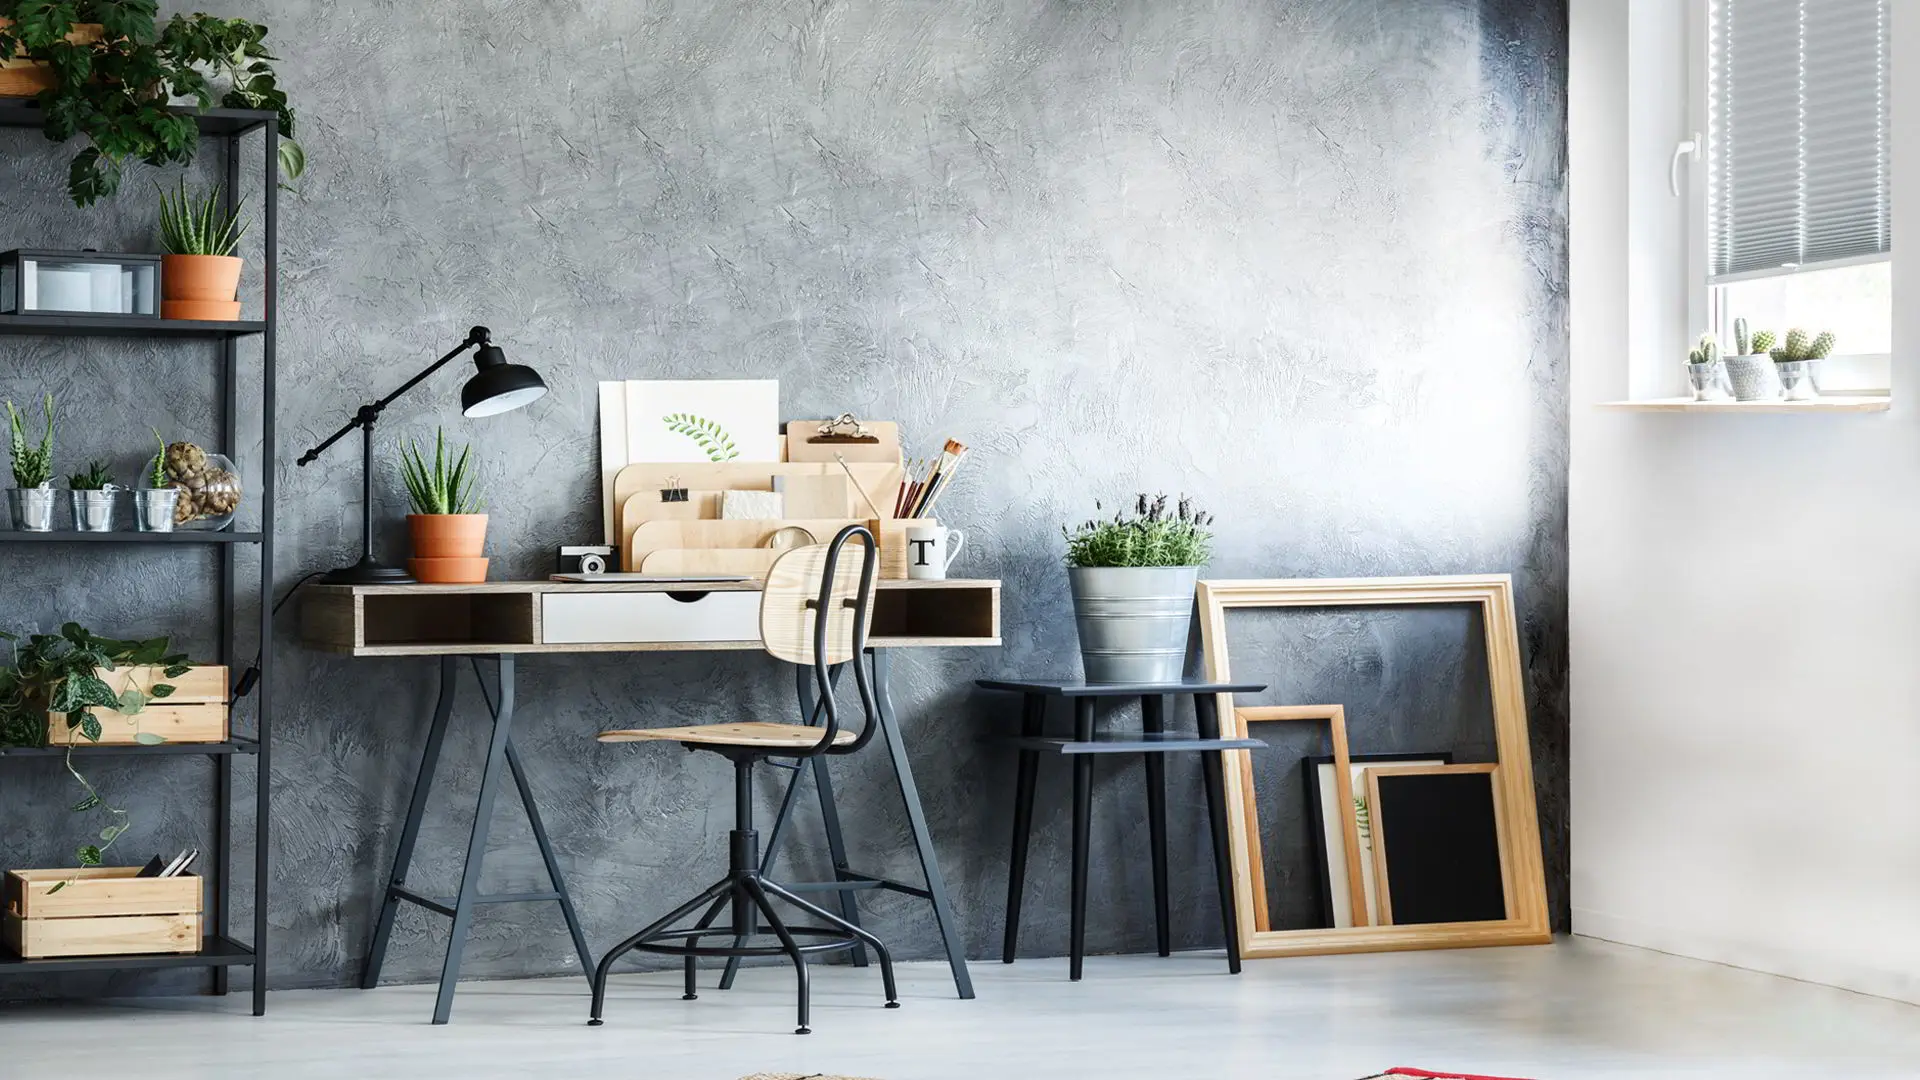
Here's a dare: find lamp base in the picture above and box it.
[320,556,416,586]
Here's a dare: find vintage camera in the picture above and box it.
[556,545,616,575]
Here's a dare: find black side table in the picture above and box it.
[977,678,1267,980]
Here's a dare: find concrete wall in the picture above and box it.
[1570,0,1920,1004]
[0,0,1568,996]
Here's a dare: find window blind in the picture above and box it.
[1709,0,1891,281]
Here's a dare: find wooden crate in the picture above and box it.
[3,867,202,958]
[47,664,228,746]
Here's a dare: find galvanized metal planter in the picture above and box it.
[1067,565,1201,684]
[68,488,117,532]
[7,487,56,531]
[132,487,179,533]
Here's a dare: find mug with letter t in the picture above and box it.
[904,522,965,580]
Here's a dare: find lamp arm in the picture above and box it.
[295,326,491,466]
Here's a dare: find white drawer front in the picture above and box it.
[541,591,762,645]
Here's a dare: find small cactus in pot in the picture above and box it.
[1721,326,1782,402]
[1771,328,1836,401]
[1685,334,1730,402]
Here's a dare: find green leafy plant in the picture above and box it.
[399,428,482,515]
[0,2,306,206]
[662,413,740,462]
[1770,328,1836,363]
[1064,494,1214,568]
[0,623,191,873]
[67,459,113,490]
[147,427,167,487]
[6,394,54,488]
[1686,334,1720,368]
[156,178,245,255]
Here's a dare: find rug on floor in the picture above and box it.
[1359,1070,1538,1080]
[1359,1060,1536,1068]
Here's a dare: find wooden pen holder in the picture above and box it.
[4,867,203,958]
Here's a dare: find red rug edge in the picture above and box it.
[1390,1060,1536,1068]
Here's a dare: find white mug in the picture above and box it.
[905,524,965,580]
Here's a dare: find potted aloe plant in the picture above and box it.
[1063,494,1214,683]
[6,395,55,532]
[400,428,488,584]
[66,460,117,532]
[157,179,247,321]
[131,429,179,532]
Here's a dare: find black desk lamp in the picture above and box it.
[297,326,547,585]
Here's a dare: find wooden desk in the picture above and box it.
[301,579,999,1023]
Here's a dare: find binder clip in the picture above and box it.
[660,475,689,503]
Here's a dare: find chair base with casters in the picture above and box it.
[589,526,901,1035]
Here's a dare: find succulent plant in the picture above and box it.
[157,179,247,257]
[1808,331,1836,360]
[1734,318,1751,356]
[1751,329,1778,355]
[67,460,114,491]
[6,395,54,490]
[147,429,168,489]
[1768,328,1835,363]
[399,428,482,515]
[1687,334,1721,367]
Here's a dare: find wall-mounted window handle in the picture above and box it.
[1670,134,1701,197]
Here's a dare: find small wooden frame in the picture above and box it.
[1363,763,1508,927]
[1196,574,1550,958]
[1233,705,1366,930]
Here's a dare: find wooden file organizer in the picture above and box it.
[613,460,916,577]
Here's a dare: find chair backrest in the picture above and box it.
[758,525,880,757]
[760,526,878,666]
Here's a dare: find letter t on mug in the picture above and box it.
[904,523,965,580]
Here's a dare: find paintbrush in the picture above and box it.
[834,452,887,518]
[912,439,968,518]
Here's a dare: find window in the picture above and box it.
[1700,0,1891,383]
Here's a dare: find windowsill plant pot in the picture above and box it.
[1776,360,1819,401]
[401,428,489,585]
[1723,355,1780,401]
[1685,361,1730,402]
[1063,495,1214,685]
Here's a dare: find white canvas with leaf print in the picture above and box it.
[622,380,780,466]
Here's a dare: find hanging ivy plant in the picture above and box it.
[0,0,306,206]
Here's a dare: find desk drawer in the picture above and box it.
[541,591,761,645]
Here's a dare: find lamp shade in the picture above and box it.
[461,342,547,418]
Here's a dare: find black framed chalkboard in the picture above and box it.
[1369,767,1507,925]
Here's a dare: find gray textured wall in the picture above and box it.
[0,0,1567,997]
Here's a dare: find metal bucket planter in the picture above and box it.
[1724,355,1781,401]
[68,489,117,532]
[1686,360,1730,401]
[7,487,57,531]
[1775,360,1819,401]
[1067,565,1201,684]
[132,487,180,532]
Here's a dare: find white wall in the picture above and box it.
[1570,0,1920,1003]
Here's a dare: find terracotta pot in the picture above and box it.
[161,255,243,312]
[409,513,488,559]
[0,22,102,99]
[162,300,242,321]
[409,557,490,585]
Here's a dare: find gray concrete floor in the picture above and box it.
[3,937,1917,1078]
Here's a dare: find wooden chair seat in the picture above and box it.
[597,722,856,749]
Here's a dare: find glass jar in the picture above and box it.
[144,442,242,530]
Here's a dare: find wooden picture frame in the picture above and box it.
[1304,751,1453,929]
[1232,705,1368,930]
[1364,763,1509,927]
[1196,574,1551,958]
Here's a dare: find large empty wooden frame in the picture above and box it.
[1196,574,1551,958]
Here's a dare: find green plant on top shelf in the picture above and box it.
[0,623,191,877]
[1064,494,1214,568]
[0,2,307,206]
[399,427,482,515]
[6,394,54,489]
[67,459,114,490]
[156,178,246,256]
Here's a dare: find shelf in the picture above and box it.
[1599,396,1892,413]
[1015,731,1269,755]
[0,530,262,544]
[0,936,255,974]
[0,100,276,135]
[0,313,264,338]
[0,737,257,759]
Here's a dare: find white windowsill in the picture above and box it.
[1598,395,1891,413]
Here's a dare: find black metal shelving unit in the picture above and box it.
[0,103,277,1015]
